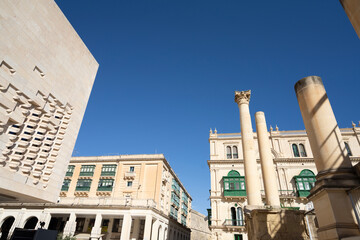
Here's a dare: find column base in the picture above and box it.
[90,226,102,240]
[244,208,309,240]
[309,169,360,240]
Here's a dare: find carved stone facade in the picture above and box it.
[0,0,98,202]
[208,125,360,240]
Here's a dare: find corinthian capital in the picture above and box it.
[234,90,251,105]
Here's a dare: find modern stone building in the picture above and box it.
[208,125,360,240]
[0,154,191,240]
[0,0,98,203]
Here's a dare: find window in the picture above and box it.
[170,205,178,219]
[101,164,117,176]
[127,181,133,187]
[223,170,246,197]
[294,169,316,197]
[299,144,307,157]
[226,146,232,159]
[66,165,75,176]
[76,179,92,191]
[228,207,244,226]
[79,165,95,176]
[292,144,300,157]
[172,179,180,195]
[98,179,114,191]
[181,215,187,226]
[129,166,135,172]
[61,179,71,191]
[171,191,180,208]
[233,146,238,159]
[344,142,352,156]
[292,143,307,157]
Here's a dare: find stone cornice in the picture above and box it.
[208,157,360,166]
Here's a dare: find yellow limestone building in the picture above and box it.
[0,154,192,240]
[0,0,98,203]
[207,124,360,240]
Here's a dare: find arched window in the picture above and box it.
[237,207,244,226]
[223,170,246,197]
[233,146,238,159]
[226,146,232,159]
[24,217,38,229]
[231,207,237,226]
[292,144,300,157]
[294,169,315,197]
[299,144,307,157]
[344,142,352,156]
[0,216,15,240]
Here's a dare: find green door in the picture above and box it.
[234,234,243,240]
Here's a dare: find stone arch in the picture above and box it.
[23,216,38,229]
[0,216,15,240]
[157,224,162,240]
[163,227,168,240]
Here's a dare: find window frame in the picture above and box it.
[79,165,95,176]
[101,164,117,176]
[97,179,114,191]
[75,179,92,191]
[223,170,246,197]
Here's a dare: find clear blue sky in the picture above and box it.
[56,0,360,214]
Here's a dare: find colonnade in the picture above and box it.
[0,208,190,240]
[234,91,280,207]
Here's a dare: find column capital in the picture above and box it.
[235,90,251,105]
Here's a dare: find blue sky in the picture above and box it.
[56,0,360,214]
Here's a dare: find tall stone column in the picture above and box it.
[90,213,102,240]
[295,76,360,239]
[255,111,280,207]
[143,214,152,240]
[120,214,132,240]
[340,0,360,38]
[63,213,77,237]
[235,90,262,206]
[131,218,141,240]
[151,219,160,240]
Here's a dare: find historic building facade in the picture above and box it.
[208,124,360,240]
[0,0,98,203]
[0,154,191,240]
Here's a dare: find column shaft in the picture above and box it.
[235,90,262,206]
[143,214,152,240]
[90,213,102,240]
[255,111,280,207]
[295,76,360,239]
[120,214,132,240]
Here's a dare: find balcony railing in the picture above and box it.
[224,219,245,226]
[65,172,73,177]
[101,171,116,176]
[61,185,69,191]
[97,186,113,191]
[79,171,94,176]
[75,186,91,191]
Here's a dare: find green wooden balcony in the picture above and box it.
[75,186,91,191]
[224,189,247,197]
[61,185,69,191]
[97,186,113,191]
[65,172,73,177]
[79,171,94,176]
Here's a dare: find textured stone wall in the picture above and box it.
[189,209,212,240]
[245,208,310,240]
[0,0,98,202]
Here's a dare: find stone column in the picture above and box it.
[255,111,281,207]
[340,0,360,38]
[151,219,159,240]
[295,76,360,239]
[90,213,102,240]
[131,218,140,240]
[235,90,262,206]
[143,214,152,240]
[120,214,132,240]
[63,213,77,237]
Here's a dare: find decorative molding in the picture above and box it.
[0,60,16,75]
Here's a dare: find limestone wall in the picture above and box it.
[0,0,98,202]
